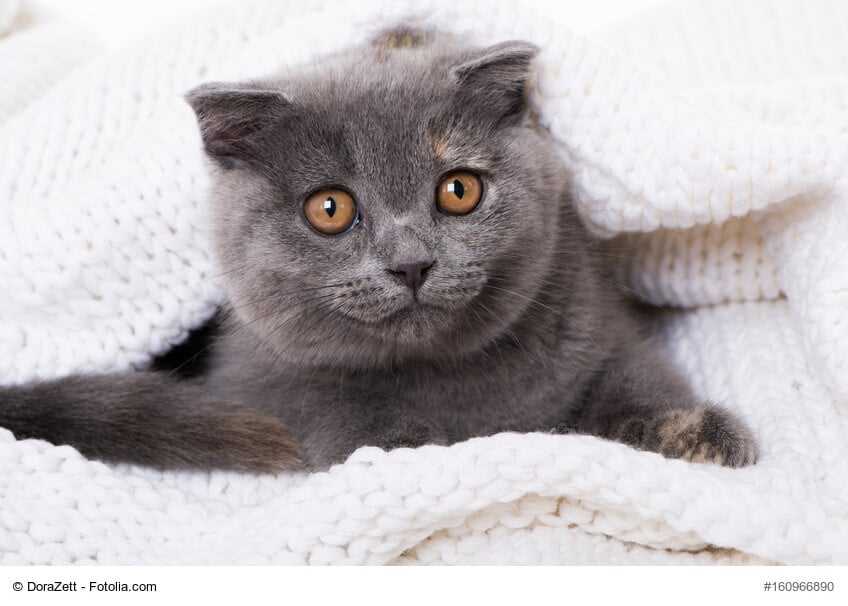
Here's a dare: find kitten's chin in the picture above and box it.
[339,300,469,361]
[383,300,439,321]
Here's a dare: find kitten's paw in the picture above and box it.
[651,405,757,467]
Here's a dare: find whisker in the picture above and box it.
[484,284,560,315]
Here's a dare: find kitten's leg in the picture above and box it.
[0,373,301,472]
[576,342,757,467]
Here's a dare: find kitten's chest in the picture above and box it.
[224,344,581,441]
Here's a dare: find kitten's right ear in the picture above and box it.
[185,82,290,167]
[449,41,538,125]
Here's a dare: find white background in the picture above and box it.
[28,0,666,48]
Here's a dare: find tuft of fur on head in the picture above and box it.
[186,29,586,370]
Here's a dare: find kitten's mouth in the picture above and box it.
[334,298,436,325]
[334,284,478,345]
[351,299,448,338]
[384,302,437,322]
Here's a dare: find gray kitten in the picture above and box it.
[0,28,756,472]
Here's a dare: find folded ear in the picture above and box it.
[185,82,290,168]
[450,41,539,124]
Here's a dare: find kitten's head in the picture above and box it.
[187,29,579,368]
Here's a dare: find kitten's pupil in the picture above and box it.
[449,179,465,198]
[323,197,337,217]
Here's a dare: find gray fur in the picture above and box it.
[0,29,756,471]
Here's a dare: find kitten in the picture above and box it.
[0,28,756,472]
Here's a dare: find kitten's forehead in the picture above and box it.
[187,30,538,185]
[285,33,479,138]
[238,32,537,216]
[278,45,486,208]
[297,54,451,132]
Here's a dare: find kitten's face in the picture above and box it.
[189,32,574,368]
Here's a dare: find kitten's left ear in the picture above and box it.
[185,82,290,167]
[450,41,539,123]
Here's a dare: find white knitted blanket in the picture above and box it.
[2,0,848,564]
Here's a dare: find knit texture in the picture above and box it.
[1,0,847,564]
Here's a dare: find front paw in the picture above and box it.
[615,405,757,467]
[655,406,757,467]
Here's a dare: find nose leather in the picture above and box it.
[387,261,433,292]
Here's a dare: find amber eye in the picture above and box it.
[303,189,358,235]
[436,171,483,215]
